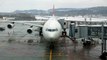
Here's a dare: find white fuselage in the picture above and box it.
[43,17,62,42]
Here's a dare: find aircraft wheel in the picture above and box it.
[62,31,66,36]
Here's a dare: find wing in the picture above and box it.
[12,21,45,27]
[0,15,49,27]
[0,20,46,28]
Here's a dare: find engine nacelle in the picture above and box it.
[27,27,42,35]
[7,23,14,29]
[27,28,33,34]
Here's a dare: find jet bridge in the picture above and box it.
[100,22,107,60]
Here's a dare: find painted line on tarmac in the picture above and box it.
[50,49,52,60]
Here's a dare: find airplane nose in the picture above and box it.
[43,32,60,41]
[48,33,57,40]
[49,34,55,39]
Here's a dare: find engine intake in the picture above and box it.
[27,28,33,34]
[7,23,14,29]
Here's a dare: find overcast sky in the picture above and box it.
[0,0,107,12]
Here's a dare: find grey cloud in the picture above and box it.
[0,0,107,12]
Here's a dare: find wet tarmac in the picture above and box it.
[0,37,105,60]
[0,22,106,60]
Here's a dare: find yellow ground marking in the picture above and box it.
[50,49,52,60]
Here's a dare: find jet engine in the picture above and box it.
[27,28,33,34]
[7,22,15,29]
[27,27,43,35]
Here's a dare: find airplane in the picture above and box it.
[4,5,105,48]
[1,7,104,48]
[4,5,68,49]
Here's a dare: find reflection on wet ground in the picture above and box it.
[0,37,104,60]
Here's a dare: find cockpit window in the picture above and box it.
[46,28,58,32]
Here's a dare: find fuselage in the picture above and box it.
[43,17,62,42]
